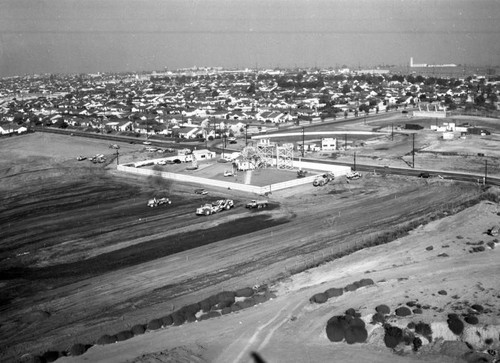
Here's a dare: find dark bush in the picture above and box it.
[235,287,254,297]
[131,324,146,335]
[426,246,434,251]
[325,287,343,298]
[415,322,432,341]
[344,326,368,344]
[371,312,385,324]
[42,351,60,362]
[407,322,416,329]
[216,291,236,303]
[358,278,375,287]
[403,329,415,345]
[198,313,210,321]
[96,334,116,345]
[199,299,212,312]
[438,290,447,295]
[464,315,479,325]
[207,311,221,319]
[395,306,412,317]
[221,307,232,315]
[231,303,242,312]
[240,297,256,309]
[186,313,197,322]
[471,304,484,312]
[350,317,365,328]
[447,316,464,335]
[375,304,390,315]
[181,303,200,316]
[253,294,268,304]
[310,292,328,304]
[448,313,459,320]
[326,316,345,342]
[147,319,162,330]
[26,356,44,363]
[413,337,423,351]
[116,330,133,341]
[171,312,186,326]
[486,241,495,249]
[344,282,360,292]
[413,308,423,314]
[69,343,87,356]
[161,315,173,327]
[406,301,416,307]
[384,325,403,348]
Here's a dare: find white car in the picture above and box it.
[224,170,234,177]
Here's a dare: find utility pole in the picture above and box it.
[302,127,305,157]
[391,123,394,141]
[344,134,347,149]
[412,133,415,168]
[353,151,356,171]
[116,150,119,165]
[484,159,488,185]
[245,124,248,146]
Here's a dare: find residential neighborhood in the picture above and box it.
[1,67,499,139]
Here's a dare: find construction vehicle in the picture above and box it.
[346,171,362,180]
[245,200,269,209]
[297,170,307,178]
[196,199,234,215]
[147,197,172,207]
[313,172,335,186]
[90,154,106,163]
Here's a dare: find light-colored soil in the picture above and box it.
[2,131,499,363]
[58,200,500,363]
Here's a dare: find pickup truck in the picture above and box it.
[245,200,269,209]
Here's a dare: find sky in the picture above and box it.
[1,0,499,77]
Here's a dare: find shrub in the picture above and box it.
[447,316,464,335]
[161,315,173,327]
[310,293,328,304]
[471,304,484,312]
[96,334,116,345]
[69,343,87,356]
[240,298,256,309]
[325,287,343,298]
[207,311,221,319]
[235,287,254,298]
[344,281,360,292]
[384,325,403,348]
[42,351,60,362]
[464,315,478,325]
[199,299,212,312]
[415,322,432,341]
[358,278,375,287]
[253,294,268,304]
[171,312,186,326]
[344,326,368,344]
[371,312,386,324]
[147,319,162,331]
[326,316,345,342]
[116,330,133,342]
[413,308,423,314]
[395,306,412,317]
[231,303,242,312]
[375,304,390,315]
[406,301,416,307]
[221,307,232,315]
[413,337,423,351]
[438,290,447,295]
[181,303,201,316]
[345,308,361,318]
[407,322,416,329]
[131,324,146,335]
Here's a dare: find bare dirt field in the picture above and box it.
[1,132,499,363]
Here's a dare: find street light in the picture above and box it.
[245,124,249,146]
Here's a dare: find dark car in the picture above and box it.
[418,172,430,178]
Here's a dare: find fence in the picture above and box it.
[117,162,351,195]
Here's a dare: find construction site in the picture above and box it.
[0,129,499,363]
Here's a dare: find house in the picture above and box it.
[0,122,27,135]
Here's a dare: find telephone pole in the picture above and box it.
[302,127,305,157]
[412,133,415,168]
[484,160,488,185]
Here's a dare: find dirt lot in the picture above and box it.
[1,132,499,363]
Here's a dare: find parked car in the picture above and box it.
[195,188,208,195]
[418,172,430,178]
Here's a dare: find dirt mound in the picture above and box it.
[129,345,207,363]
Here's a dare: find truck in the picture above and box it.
[147,197,172,207]
[346,171,362,180]
[313,172,335,186]
[196,199,234,215]
[245,200,269,209]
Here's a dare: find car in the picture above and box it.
[77,155,86,161]
[418,172,430,178]
[143,141,152,145]
[195,188,208,195]
[224,170,234,177]
[229,140,237,144]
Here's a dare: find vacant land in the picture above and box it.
[1,133,498,363]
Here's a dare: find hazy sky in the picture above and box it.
[1,0,499,76]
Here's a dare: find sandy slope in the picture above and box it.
[57,200,500,363]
